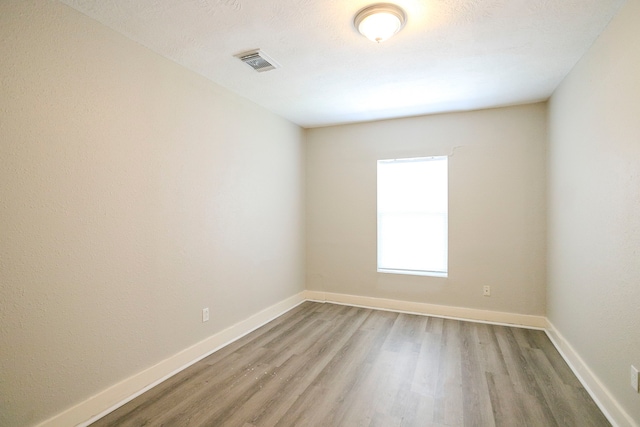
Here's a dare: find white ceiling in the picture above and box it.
[60,0,625,128]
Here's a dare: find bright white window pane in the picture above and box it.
[377,157,448,275]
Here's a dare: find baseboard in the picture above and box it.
[303,290,548,329]
[545,322,637,427]
[37,291,633,427]
[36,291,306,427]
[306,291,636,426]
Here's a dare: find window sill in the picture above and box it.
[377,268,448,278]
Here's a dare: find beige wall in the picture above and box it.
[306,104,547,316]
[4,0,636,425]
[0,1,305,425]
[548,0,640,423]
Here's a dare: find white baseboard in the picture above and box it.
[36,292,306,427]
[303,290,548,329]
[37,290,634,427]
[307,291,636,426]
[545,322,637,427]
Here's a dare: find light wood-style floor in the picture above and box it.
[91,302,609,426]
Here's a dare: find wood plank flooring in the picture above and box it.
[91,302,610,426]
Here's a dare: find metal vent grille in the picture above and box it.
[236,49,279,72]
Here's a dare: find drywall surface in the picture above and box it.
[548,0,640,423]
[0,1,305,425]
[57,0,625,127]
[306,104,547,316]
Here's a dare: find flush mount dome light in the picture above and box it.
[354,3,406,43]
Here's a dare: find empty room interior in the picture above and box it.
[1,0,639,426]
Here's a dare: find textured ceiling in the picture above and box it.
[59,0,625,128]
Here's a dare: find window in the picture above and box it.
[377,156,448,276]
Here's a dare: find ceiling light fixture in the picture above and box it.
[354,3,406,43]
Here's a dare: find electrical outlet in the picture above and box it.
[202,308,209,323]
[631,365,639,393]
[483,285,491,296]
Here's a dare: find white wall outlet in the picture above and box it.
[202,307,209,323]
[631,365,639,392]
[483,285,491,296]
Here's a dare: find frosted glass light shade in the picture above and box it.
[355,4,406,43]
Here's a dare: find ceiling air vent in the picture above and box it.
[235,49,280,72]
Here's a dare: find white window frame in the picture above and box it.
[377,156,448,277]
